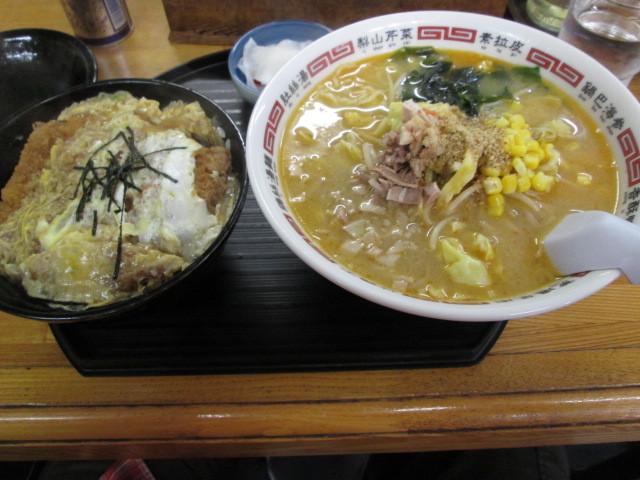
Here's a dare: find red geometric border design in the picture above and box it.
[263,101,285,155]
[307,42,356,77]
[618,128,640,186]
[417,26,476,43]
[527,48,584,87]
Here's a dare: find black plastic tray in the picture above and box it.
[50,50,506,376]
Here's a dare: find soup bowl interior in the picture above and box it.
[246,11,640,322]
[0,79,248,322]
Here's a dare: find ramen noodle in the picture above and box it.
[279,48,618,302]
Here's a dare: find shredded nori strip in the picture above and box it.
[72,128,184,279]
[91,210,98,236]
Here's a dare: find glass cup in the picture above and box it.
[559,0,640,86]
[526,0,571,33]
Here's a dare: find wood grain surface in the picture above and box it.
[161,0,509,44]
[1,0,639,461]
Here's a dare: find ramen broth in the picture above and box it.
[279,49,618,302]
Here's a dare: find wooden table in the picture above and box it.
[1,0,640,462]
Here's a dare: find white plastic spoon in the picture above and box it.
[543,210,640,284]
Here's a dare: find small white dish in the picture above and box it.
[228,20,331,104]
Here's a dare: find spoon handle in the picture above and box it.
[544,210,640,284]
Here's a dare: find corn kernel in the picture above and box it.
[503,134,515,148]
[482,166,501,177]
[523,152,541,170]
[517,175,531,192]
[509,144,528,157]
[515,131,531,144]
[526,139,540,152]
[487,193,505,206]
[531,146,546,158]
[486,193,505,217]
[510,114,526,128]
[577,172,592,186]
[487,204,504,217]
[532,171,555,192]
[501,174,518,194]
[543,143,560,161]
[483,176,503,195]
[494,116,509,128]
[512,157,527,176]
[539,156,559,175]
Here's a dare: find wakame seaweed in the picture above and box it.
[394,48,543,116]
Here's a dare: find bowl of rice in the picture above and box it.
[0,78,248,322]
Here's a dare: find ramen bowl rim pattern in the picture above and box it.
[246,11,639,322]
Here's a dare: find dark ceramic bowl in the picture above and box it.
[0,79,248,322]
[0,28,98,120]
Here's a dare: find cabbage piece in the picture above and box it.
[436,149,478,208]
[387,102,404,131]
[438,237,491,287]
[472,232,495,262]
[339,139,362,162]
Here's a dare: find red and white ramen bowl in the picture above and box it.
[246,11,640,322]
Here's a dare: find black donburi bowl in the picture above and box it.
[0,79,248,322]
[0,28,98,120]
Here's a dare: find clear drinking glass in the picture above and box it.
[559,0,640,86]
[526,0,571,33]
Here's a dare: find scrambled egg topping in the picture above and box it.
[0,92,237,309]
